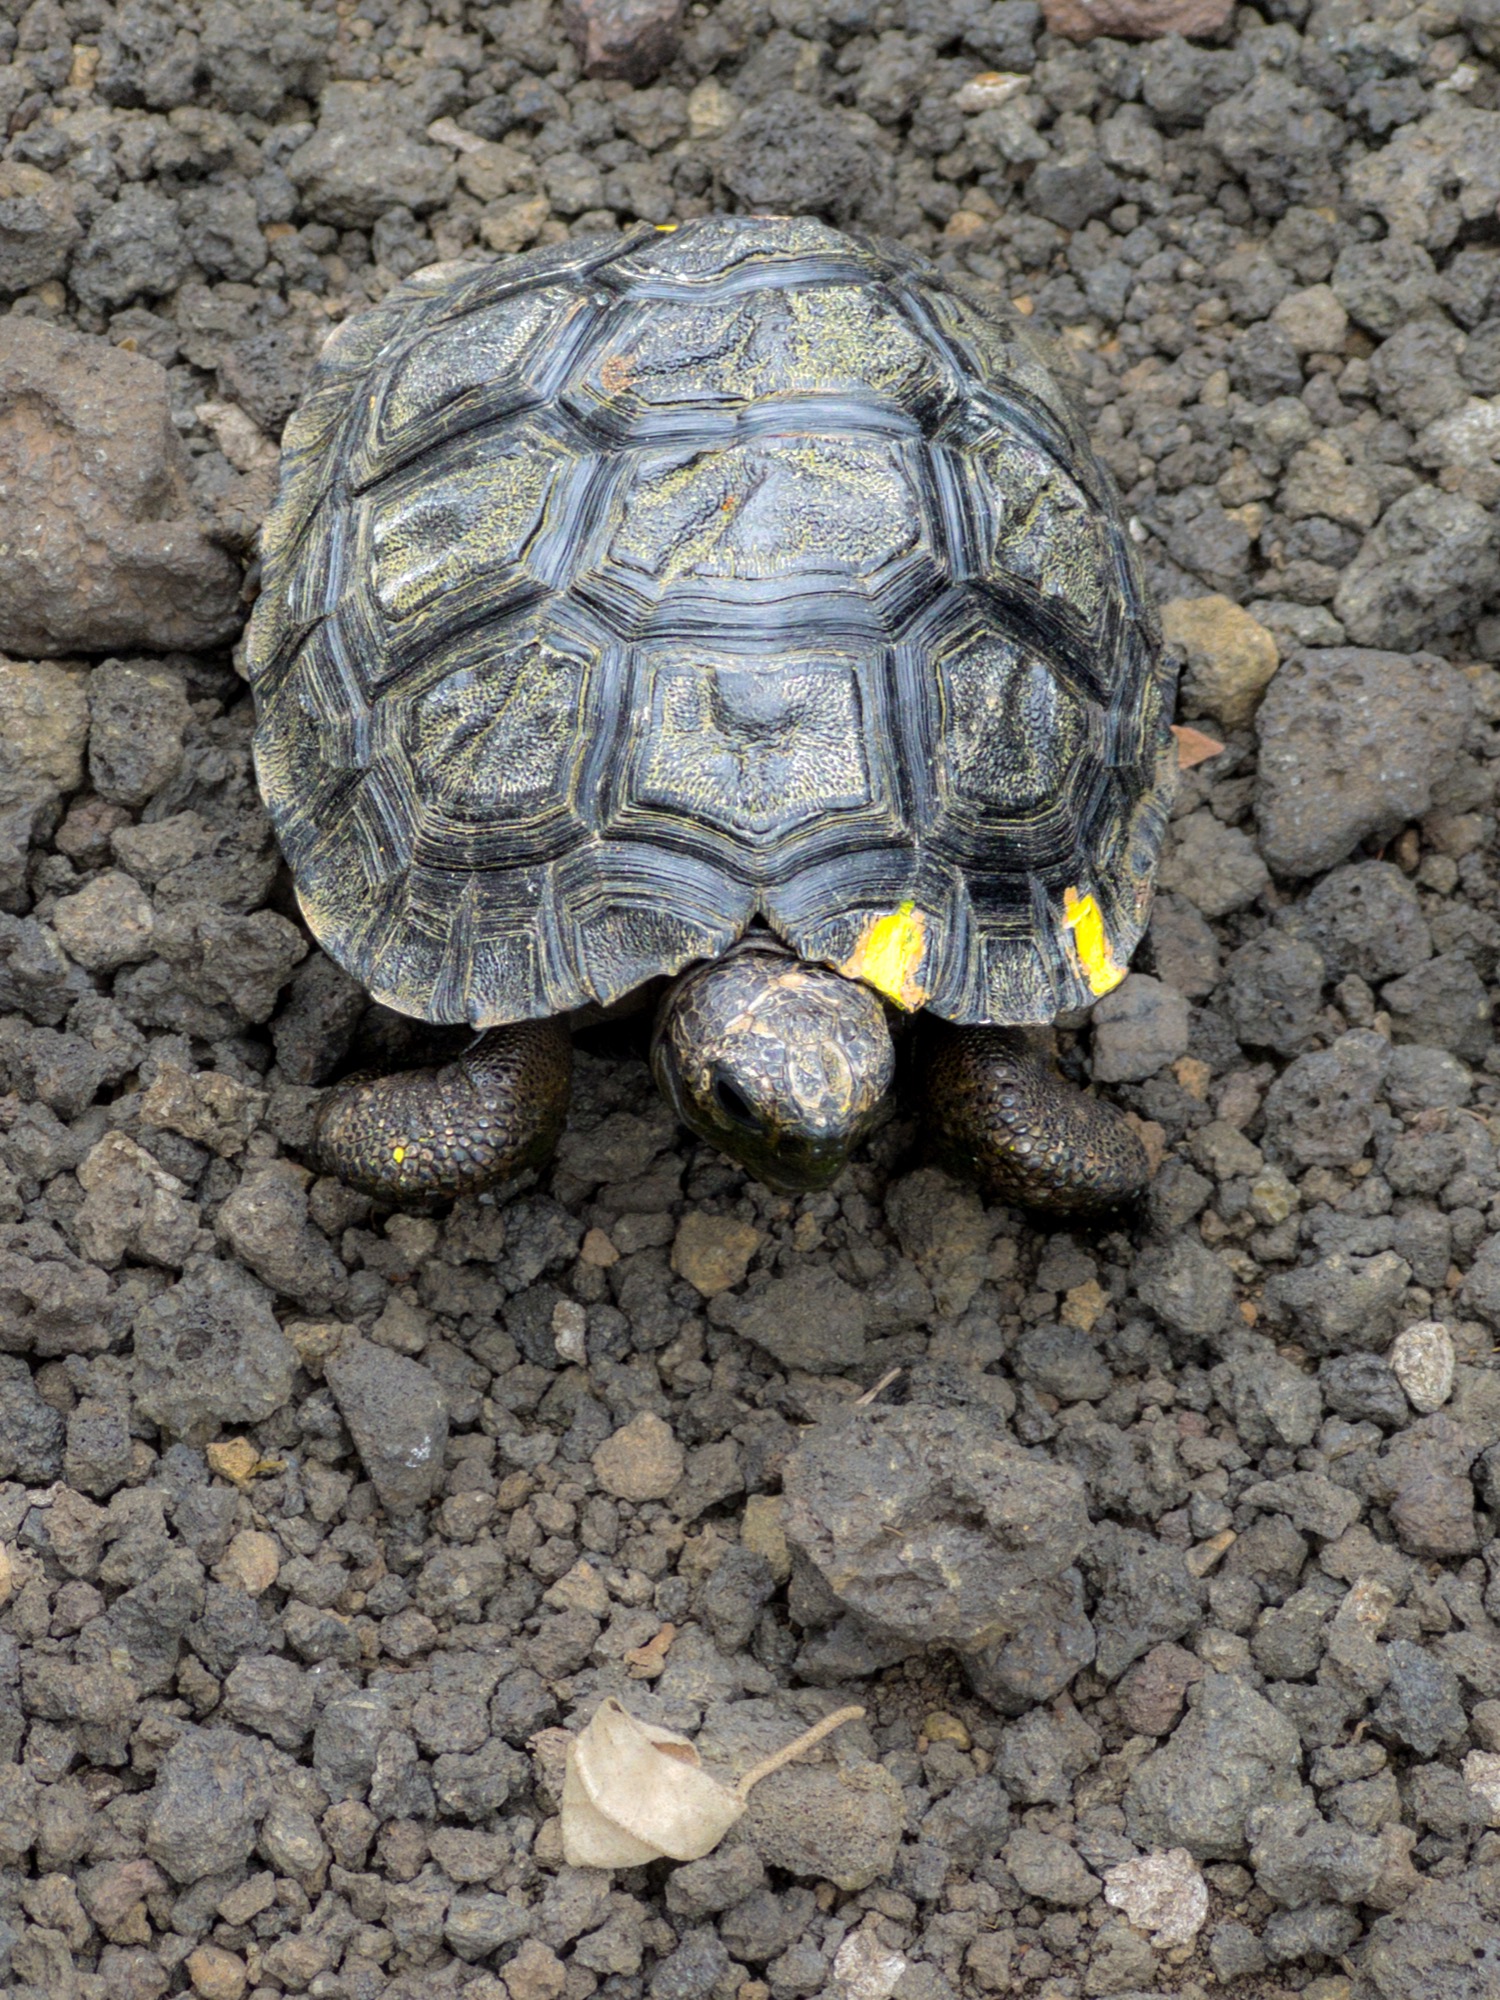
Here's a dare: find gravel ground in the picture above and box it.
[3,2,1500,1999]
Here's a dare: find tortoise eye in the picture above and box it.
[712,1071,758,1129]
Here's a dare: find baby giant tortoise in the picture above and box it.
[247,215,1176,1208]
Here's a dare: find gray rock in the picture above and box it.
[884,1168,997,1318]
[324,1337,449,1514]
[1301,862,1431,983]
[287,83,455,228]
[0,1352,65,1482]
[145,1726,273,1883]
[1369,320,1470,432]
[222,1655,315,1752]
[1256,649,1472,877]
[1384,1044,1472,1116]
[1372,1641,1468,1759]
[961,1568,1098,1711]
[1124,1671,1304,1861]
[1012,1322,1111,1404]
[728,1263,866,1374]
[312,1689,391,1799]
[0,322,242,657]
[1222,933,1326,1054]
[1335,490,1500,653]
[562,0,685,83]
[744,1759,905,1892]
[1003,1826,1099,1907]
[70,185,192,314]
[1382,952,1493,1063]
[1134,1238,1236,1338]
[1331,235,1438,336]
[199,0,333,117]
[216,1162,347,1311]
[1090,973,1190,1083]
[1320,1353,1409,1428]
[1146,892,1221,998]
[782,1403,1089,1657]
[1209,1336,1321,1450]
[131,1260,297,1445]
[1263,1902,1361,1962]
[1248,1798,1389,1909]
[1027,152,1120,231]
[1262,1029,1391,1170]
[1261,1250,1412,1357]
[1086,1523,1204,1681]
[1358,1861,1500,1999]
[1157,808,1269,918]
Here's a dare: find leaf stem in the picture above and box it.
[734,1705,866,1799]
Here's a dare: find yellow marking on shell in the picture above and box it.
[1063,887,1125,998]
[654,223,679,232]
[841,901,929,1010]
[391,1145,407,1164]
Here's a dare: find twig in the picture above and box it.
[855,1367,902,1407]
[735,1705,866,1799]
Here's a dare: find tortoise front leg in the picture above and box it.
[313,1020,572,1203]
[922,1024,1148,1212]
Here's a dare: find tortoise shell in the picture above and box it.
[247,215,1174,1030]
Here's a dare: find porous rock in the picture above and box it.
[1255,649,1472,878]
[1124,1671,1303,1860]
[131,1260,297,1443]
[782,1403,1090,1660]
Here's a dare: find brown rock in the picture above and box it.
[0,163,81,294]
[1161,596,1281,732]
[186,1944,248,2000]
[1042,0,1234,36]
[1118,1642,1205,1736]
[52,870,154,973]
[672,1210,761,1296]
[592,1410,685,1501]
[561,0,686,82]
[74,1133,199,1271]
[0,319,243,657]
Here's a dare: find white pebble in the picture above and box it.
[832,1930,908,2000]
[1463,1750,1500,1825]
[1103,1848,1209,1948]
[552,1297,588,1366]
[1389,1319,1455,1413]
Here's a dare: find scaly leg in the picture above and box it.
[922,1024,1148,1212]
[313,1020,571,1203]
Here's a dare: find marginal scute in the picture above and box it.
[246,215,1172,1029]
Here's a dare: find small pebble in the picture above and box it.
[1103,1847,1209,1948]
[1388,1320,1456,1412]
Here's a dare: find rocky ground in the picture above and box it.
[3,1,1500,1998]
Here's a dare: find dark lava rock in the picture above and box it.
[1124,1670,1304,1860]
[1356,1862,1500,1998]
[562,0,685,82]
[324,1336,450,1514]
[781,1403,1090,1663]
[131,1260,297,1445]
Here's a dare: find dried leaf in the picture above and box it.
[560,1698,868,1870]
[206,1438,283,1485]
[1172,723,1226,769]
[562,1698,745,1866]
[0,1543,12,1608]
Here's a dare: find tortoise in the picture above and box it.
[246,215,1176,1210]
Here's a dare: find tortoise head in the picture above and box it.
[652,938,896,1194]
